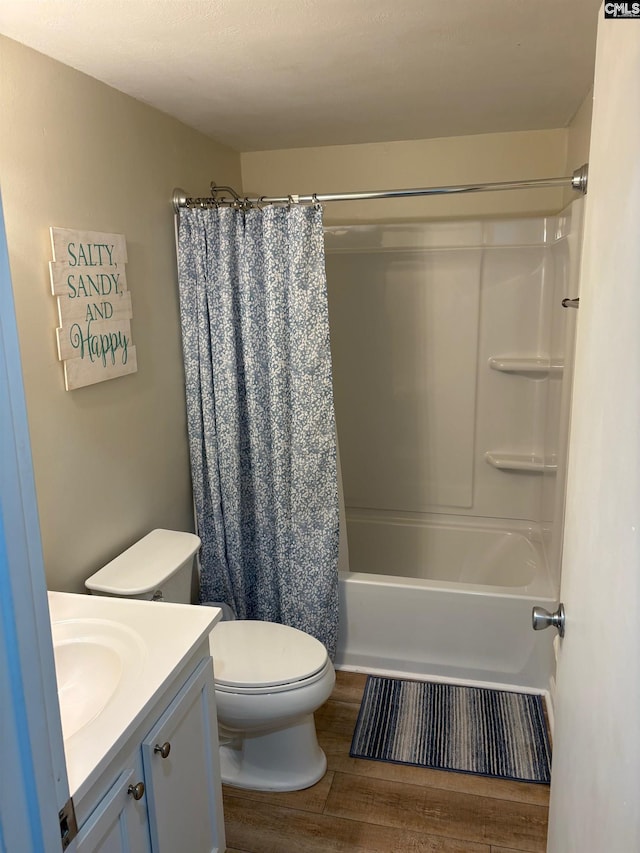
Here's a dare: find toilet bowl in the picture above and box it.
[210,619,335,791]
[84,529,335,792]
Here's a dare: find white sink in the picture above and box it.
[51,618,145,741]
[47,591,221,799]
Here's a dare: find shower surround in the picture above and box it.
[325,202,583,691]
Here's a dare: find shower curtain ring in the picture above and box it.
[312,193,321,210]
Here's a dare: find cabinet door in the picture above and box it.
[141,658,225,853]
[76,760,151,853]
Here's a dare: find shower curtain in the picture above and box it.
[177,205,339,657]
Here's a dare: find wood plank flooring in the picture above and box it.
[223,671,549,853]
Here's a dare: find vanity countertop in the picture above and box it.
[47,591,221,801]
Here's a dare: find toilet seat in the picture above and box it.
[210,620,329,694]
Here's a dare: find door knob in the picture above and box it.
[532,603,565,637]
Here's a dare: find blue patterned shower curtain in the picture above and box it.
[177,205,339,657]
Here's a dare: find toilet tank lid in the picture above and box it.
[84,529,201,596]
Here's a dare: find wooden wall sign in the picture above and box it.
[49,227,137,390]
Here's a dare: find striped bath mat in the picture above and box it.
[350,676,551,784]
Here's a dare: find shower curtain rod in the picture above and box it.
[172,163,588,211]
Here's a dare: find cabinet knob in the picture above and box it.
[154,741,171,759]
[127,782,145,801]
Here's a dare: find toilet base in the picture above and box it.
[219,713,327,792]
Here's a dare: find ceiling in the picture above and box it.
[0,0,602,152]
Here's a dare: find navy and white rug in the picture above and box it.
[350,676,551,784]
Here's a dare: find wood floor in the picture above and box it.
[222,671,549,853]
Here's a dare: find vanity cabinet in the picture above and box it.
[75,656,225,853]
[141,659,222,852]
[76,758,151,852]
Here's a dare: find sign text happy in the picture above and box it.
[50,227,137,390]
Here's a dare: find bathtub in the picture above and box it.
[334,513,557,691]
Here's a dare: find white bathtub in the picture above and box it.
[335,513,557,691]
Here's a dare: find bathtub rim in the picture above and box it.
[339,568,554,601]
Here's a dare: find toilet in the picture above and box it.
[85,528,335,792]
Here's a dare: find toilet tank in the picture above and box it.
[84,529,201,603]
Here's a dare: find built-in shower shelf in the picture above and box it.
[488,357,564,376]
[484,451,558,473]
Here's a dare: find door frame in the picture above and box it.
[0,191,71,851]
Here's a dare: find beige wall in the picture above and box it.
[1,30,592,593]
[241,129,572,224]
[0,37,241,592]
